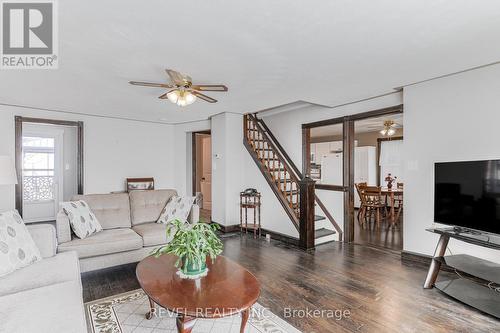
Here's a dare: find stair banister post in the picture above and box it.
[299,176,316,250]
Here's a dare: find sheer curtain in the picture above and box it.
[379,140,403,185]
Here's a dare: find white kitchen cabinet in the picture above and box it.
[354,146,377,208]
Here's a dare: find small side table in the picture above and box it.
[240,192,261,238]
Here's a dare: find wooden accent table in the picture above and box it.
[380,187,403,227]
[240,192,261,238]
[136,254,261,333]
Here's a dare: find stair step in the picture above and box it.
[315,228,336,238]
[248,128,265,132]
[269,167,285,171]
[284,190,298,195]
[277,178,293,183]
[315,215,326,221]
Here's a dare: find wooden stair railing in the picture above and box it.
[243,114,343,249]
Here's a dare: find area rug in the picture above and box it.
[85,289,302,333]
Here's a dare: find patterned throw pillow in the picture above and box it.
[0,210,42,277]
[61,200,103,239]
[157,196,195,224]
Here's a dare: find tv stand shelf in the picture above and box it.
[424,228,500,319]
[437,254,500,284]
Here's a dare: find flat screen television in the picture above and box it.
[434,160,500,235]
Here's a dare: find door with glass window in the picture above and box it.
[22,129,63,222]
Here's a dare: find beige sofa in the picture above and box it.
[55,189,199,273]
[0,224,87,333]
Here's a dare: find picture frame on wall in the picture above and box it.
[126,178,154,191]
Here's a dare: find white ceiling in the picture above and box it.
[1,1,500,124]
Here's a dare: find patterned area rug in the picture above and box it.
[85,289,302,333]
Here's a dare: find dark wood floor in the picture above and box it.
[82,235,499,332]
[353,208,403,250]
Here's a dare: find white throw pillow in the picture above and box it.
[157,195,195,224]
[61,200,102,239]
[0,210,42,277]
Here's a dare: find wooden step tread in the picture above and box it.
[315,215,326,221]
[315,228,336,238]
[247,128,265,132]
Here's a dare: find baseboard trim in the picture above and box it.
[401,250,455,273]
[261,228,300,247]
[401,250,432,266]
[211,221,240,233]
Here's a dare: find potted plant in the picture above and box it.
[151,219,223,279]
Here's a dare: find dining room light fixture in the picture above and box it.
[166,89,197,107]
[380,120,397,137]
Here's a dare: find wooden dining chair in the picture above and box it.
[355,182,367,222]
[360,186,386,229]
[394,183,404,224]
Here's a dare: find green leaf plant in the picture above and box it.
[151,219,223,271]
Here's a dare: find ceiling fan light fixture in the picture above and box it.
[380,120,397,137]
[167,90,179,103]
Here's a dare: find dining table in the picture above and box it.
[380,187,403,227]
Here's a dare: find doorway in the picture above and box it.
[192,131,212,222]
[15,117,83,221]
[302,105,403,250]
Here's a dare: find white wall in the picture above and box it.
[403,63,500,263]
[0,105,176,212]
[211,113,247,226]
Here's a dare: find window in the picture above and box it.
[22,136,55,202]
[379,139,403,184]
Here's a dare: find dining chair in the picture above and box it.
[355,182,367,222]
[360,186,385,229]
[394,183,404,224]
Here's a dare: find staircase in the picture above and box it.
[243,114,343,248]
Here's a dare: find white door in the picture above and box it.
[22,127,64,223]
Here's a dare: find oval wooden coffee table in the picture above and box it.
[136,254,261,333]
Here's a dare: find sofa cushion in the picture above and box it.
[0,251,80,297]
[0,279,87,333]
[58,229,142,259]
[130,189,177,226]
[61,200,103,239]
[0,210,42,278]
[132,222,169,247]
[157,195,196,224]
[72,193,131,229]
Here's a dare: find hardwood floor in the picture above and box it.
[353,208,403,250]
[82,235,499,332]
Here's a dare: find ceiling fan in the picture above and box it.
[365,119,402,137]
[129,69,228,107]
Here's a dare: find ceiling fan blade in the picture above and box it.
[191,90,217,103]
[192,84,228,92]
[129,81,173,88]
[166,69,185,85]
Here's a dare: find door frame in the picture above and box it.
[15,116,84,217]
[191,130,211,196]
[302,104,403,243]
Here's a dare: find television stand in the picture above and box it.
[424,227,500,318]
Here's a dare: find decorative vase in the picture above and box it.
[387,180,393,189]
[177,256,208,279]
